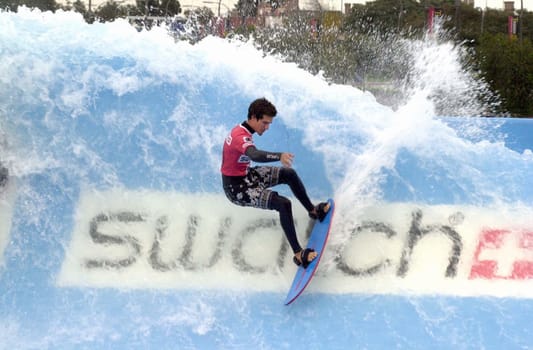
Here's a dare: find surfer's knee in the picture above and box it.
[269,192,291,213]
[279,167,298,183]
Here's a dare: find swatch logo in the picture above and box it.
[58,190,533,298]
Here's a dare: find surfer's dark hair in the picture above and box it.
[248,98,277,120]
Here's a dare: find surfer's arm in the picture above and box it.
[245,146,293,167]
[245,146,281,162]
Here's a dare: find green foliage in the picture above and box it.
[477,34,533,116]
[254,10,410,88]
[184,5,213,25]
[233,0,256,19]
[344,0,426,34]
[94,0,129,22]
[173,6,216,43]
[253,0,533,116]
[70,0,87,14]
[481,9,510,36]
[1,0,58,11]
[135,0,180,16]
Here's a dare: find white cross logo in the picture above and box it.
[477,230,533,278]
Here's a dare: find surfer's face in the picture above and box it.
[251,115,273,136]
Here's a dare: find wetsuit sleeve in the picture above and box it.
[245,146,282,163]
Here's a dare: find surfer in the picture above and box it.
[221,97,330,268]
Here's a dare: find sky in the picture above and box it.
[473,0,533,10]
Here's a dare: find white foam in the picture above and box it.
[2,9,528,204]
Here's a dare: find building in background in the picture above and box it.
[316,0,533,13]
[55,0,533,18]
[180,0,533,16]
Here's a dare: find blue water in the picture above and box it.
[1,8,533,349]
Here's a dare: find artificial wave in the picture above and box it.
[1,8,533,349]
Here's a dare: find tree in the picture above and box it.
[0,0,58,11]
[71,0,87,15]
[159,0,180,16]
[95,0,129,22]
[175,6,215,43]
[480,8,508,36]
[59,0,89,20]
[135,0,180,17]
[254,10,410,91]
[234,0,257,24]
[344,0,425,35]
[477,34,533,116]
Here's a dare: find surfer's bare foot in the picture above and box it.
[293,248,317,268]
[309,202,331,222]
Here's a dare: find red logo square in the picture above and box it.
[470,229,533,280]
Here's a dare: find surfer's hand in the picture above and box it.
[280,153,294,168]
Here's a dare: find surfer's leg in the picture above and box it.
[269,192,302,254]
[268,193,317,267]
[222,167,271,208]
[277,167,314,212]
[243,167,318,266]
[277,168,331,221]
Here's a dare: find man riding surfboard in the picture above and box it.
[221,97,330,267]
